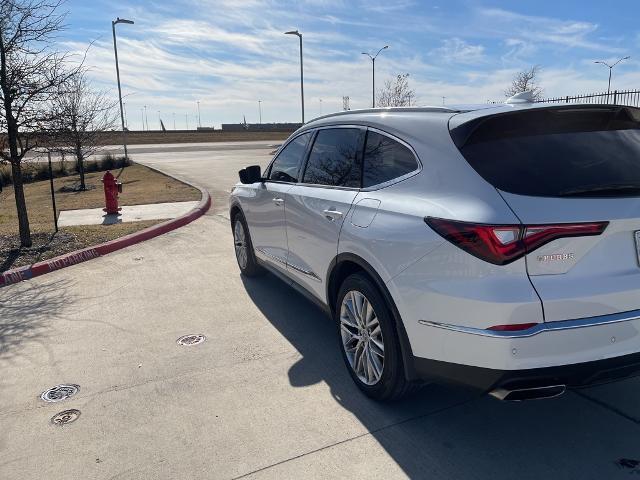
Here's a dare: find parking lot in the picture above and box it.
[2,143,640,479]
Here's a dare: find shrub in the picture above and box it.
[0,153,131,187]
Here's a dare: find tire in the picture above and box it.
[336,273,414,401]
[232,212,264,277]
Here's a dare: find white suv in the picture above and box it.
[229,104,640,401]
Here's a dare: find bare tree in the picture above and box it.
[376,73,416,107]
[0,0,79,247]
[505,65,544,100]
[51,71,118,190]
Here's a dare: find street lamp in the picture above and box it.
[258,100,262,124]
[362,45,388,108]
[595,56,631,96]
[111,17,134,158]
[285,30,304,123]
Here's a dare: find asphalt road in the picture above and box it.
[24,141,281,160]
[2,144,640,479]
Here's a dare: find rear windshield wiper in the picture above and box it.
[557,184,640,197]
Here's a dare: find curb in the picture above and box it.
[1,174,211,289]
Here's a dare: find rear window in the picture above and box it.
[363,131,418,187]
[451,107,640,197]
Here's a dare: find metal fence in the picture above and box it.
[536,89,640,107]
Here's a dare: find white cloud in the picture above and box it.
[432,38,485,64]
[479,8,619,53]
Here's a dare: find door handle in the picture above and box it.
[323,209,343,221]
[272,197,284,206]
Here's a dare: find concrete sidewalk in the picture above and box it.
[2,214,640,480]
[57,201,199,226]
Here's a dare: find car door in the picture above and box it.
[242,132,312,269]
[285,127,365,301]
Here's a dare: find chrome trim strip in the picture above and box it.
[287,261,321,281]
[256,248,321,281]
[419,309,640,338]
[255,248,287,266]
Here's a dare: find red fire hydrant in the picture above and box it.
[102,171,122,214]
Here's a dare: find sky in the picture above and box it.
[61,0,640,130]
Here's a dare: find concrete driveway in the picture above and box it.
[2,144,640,479]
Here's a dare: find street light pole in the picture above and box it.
[595,56,631,96]
[111,17,134,159]
[285,30,304,123]
[362,45,388,108]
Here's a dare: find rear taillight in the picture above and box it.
[425,217,608,265]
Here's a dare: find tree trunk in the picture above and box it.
[75,139,86,190]
[11,161,32,247]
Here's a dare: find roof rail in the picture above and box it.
[307,106,459,123]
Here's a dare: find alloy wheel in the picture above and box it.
[340,290,385,385]
[233,220,248,269]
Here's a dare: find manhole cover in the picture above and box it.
[41,384,80,403]
[51,409,81,426]
[177,334,206,346]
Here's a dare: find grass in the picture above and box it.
[0,163,201,271]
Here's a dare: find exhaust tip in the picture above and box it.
[490,384,566,401]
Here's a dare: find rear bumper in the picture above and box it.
[413,351,640,392]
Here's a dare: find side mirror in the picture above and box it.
[238,165,262,184]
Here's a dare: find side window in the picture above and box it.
[302,128,363,187]
[363,131,418,187]
[268,132,312,182]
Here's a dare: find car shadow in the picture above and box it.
[241,272,640,479]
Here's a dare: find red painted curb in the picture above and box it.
[1,187,211,288]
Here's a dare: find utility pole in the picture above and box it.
[595,56,631,98]
[362,45,388,108]
[111,17,134,159]
[285,30,305,123]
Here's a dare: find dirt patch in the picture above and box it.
[0,164,200,272]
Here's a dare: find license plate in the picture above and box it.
[636,231,640,266]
